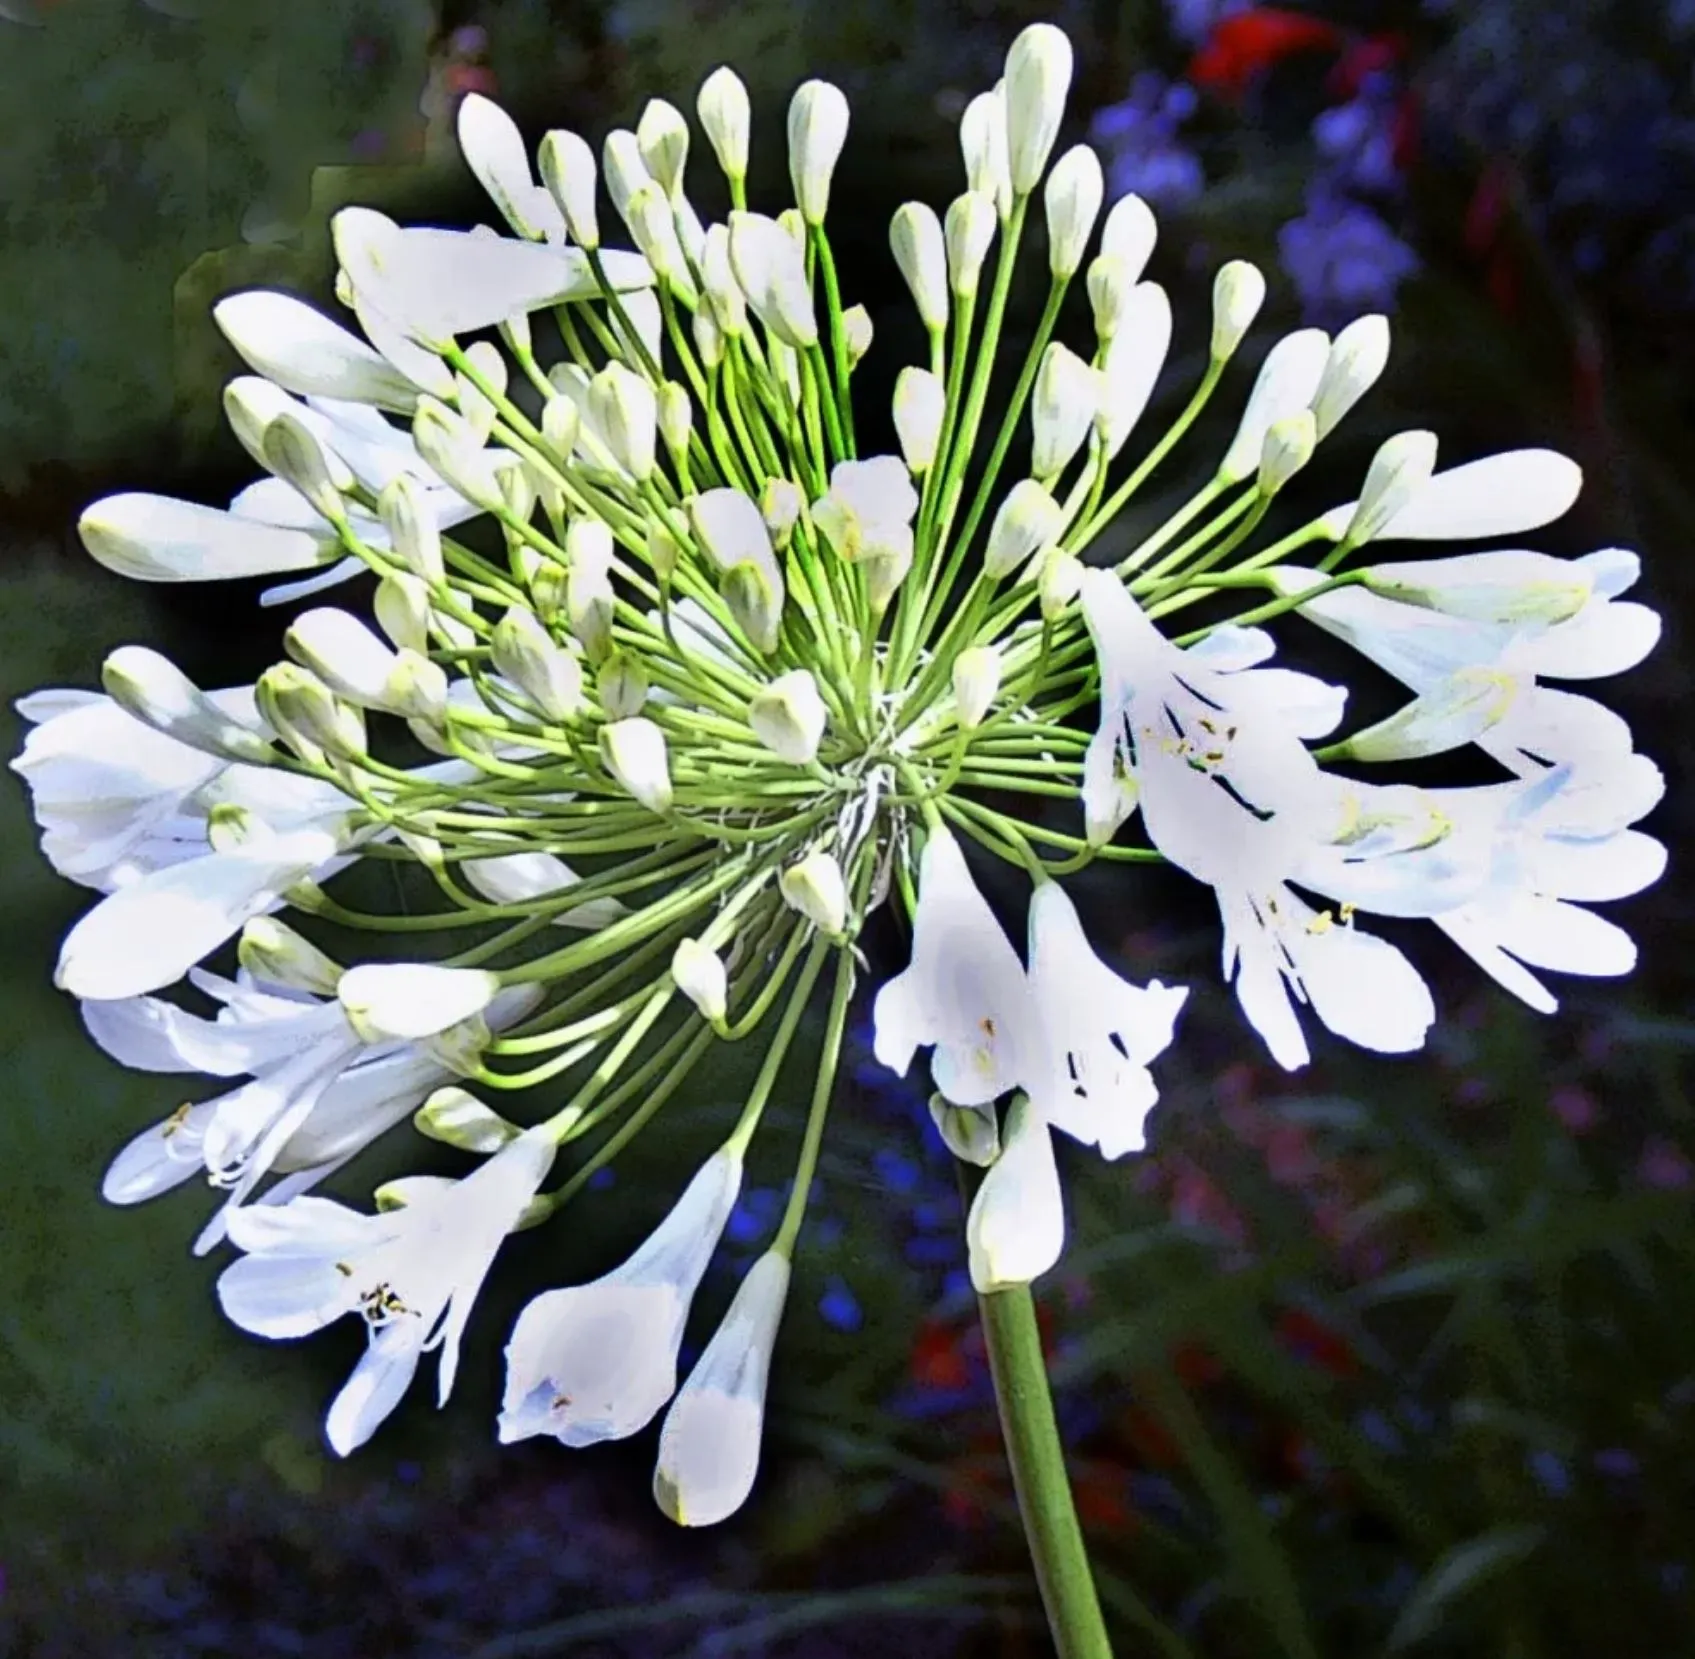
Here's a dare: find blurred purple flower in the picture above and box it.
[1165,0,1249,46]
[1279,186,1420,322]
[1090,73,1206,208]
[1313,73,1405,195]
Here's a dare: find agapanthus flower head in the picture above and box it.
[16,18,1660,1534]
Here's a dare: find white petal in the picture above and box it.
[1524,830,1666,902]
[325,1327,424,1456]
[80,493,338,584]
[1507,600,1661,680]
[967,1098,1065,1292]
[102,1101,216,1203]
[1098,284,1171,458]
[1220,328,1331,483]
[1377,449,1582,541]
[216,1251,356,1338]
[225,1193,383,1256]
[213,291,421,411]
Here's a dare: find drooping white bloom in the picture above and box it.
[654,1249,790,1526]
[1097,283,1173,459]
[1269,550,1659,775]
[1023,882,1188,1160]
[788,80,849,224]
[457,94,566,243]
[218,1126,556,1455]
[872,827,1036,1106]
[951,645,1002,729]
[689,488,784,592]
[966,1094,1065,1292]
[810,456,920,564]
[285,608,448,720]
[1080,569,1433,1069]
[499,1147,742,1447]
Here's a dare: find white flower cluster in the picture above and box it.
[10,21,1661,1525]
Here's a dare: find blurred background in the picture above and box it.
[3,0,1693,1653]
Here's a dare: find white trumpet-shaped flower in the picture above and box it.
[654,1249,790,1525]
[499,1147,742,1447]
[218,1126,556,1455]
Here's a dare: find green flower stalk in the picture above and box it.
[12,19,1664,1655]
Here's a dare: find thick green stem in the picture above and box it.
[977,1283,1114,1659]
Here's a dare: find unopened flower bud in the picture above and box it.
[929,1095,1000,1166]
[672,937,728,1024]
[492,606,585,720]
[693,303,725,369]
[945,191,998,298]
[338,963,500,1043]
[698,66,751,184]
[1100,192,1157,282]
[454,339,508,445]
[890,202,948,334]
[602,128,651,221]
[728,211,817,349]
[760,478,803,549]
[1004,23,1073,196]
[749,668,827,764]
[862,542,913,614]
[1312,313,1390,439]
[286,606,447,718]
[779,848,848,936]
[951,645,1002,728]
[648,521,681,583]
[1037,548,1084,621]
[101,645,272,763]
[566,519,617,663]
[658,381,693,468]
[626,182,697,300]
[597,649,649,720]
[1087,254,1131,344]
[589,362,658,482]
[1211,260,1266,361]
[379,475,444,585]
[1342,429,1439,545]
[261,413,348,522]
[601,715,671,812]
[1258,411,1317,495]
[1031,343,1099,481]
[1043,144,1102,280]
[984,479,1063,579]
[238,916,343,995]
[724,559,783,654]
[788,80,849,224]
[541,391,581,463]
[702,224,748,336]
[636,98,690,199]
[893,367,946,474]
[842,304,873,366]
[257,662,366,761]
[960,86,1012,220]
[415,1086,521,1153]
[539,128,599,248]
[413,396,503,512]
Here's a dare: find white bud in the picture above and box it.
[778,848,848,937]
[698,66,752,183]
[1338,668,1521,763]
[260,413,349,522]
[238,916,343,996]
[890,202,949,334]
[1211,260,1266,361]
[788,79,849,224]
[1258,411,1317,495]
[945,191,998,299]
[862,541,913,614]
[492,606,586,721]
[413,396,503,513]
[601,716,672,812]
[702,223,749,336]
[1097,282,1173,458]
[1037,547,1084,621]
[960,87,1012,221]
[286,606,447,719]
[749,668,827,764]
[929,1095,1000,1166]
[842,304,874,366]
[760,478,803,548]
[636,98,691,199]
[256,662,365,762]
[458,95,563,242]
[767,337,802,411]
[338,963,501,1043]
[1344,430,1440,545]
[689,487,781,587]
[951,644,1001,729]
[101,645,272,763]
[723,560,784,654]
[658,380,694,466]
[626,184,697,303]
[1043,144,1103,280]
[566,517,617,662]
[374,571,431,654]
[454,339,508,446]
[588,362,658,482]
[893,367,946,474]
[1100,193,1157,282]
[1312,313,1390,439]
[1004,23,1074,197]
[1219,327,1331,483]
[1031,342,1100,481]
[1086,255,1131,344]
[602,128,651,221]
[541,392,581,461]
[648,522,681,583]
[538,128,599,249]
[597,650,649,720]
[966,1092,1064,1292]
[728,211,817,349]
[415,1086,520,1153]
[693,302,725,369]
[672,937,728,1024]
[776,208,807,252]
[984,478,1064,579]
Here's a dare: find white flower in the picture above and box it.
[672,938,729,1024]
[1311,314,1390,439]
[1023,882,1187,1160]
[778,847,848,936]
[79,492,340,586]
[727,212,817,349]
[1320,447,1582,545]
[1030,343,1100,481]
[894,367,947,474]
[1218,328,1331,484]
[285,607,448,719]
[1210,261,1266,361]
[457,94,566,243]
[951,645,1002,729]
[788,80,849,223]
[601,717,673,813]
[337,964,501,1042]
[810,456,920,564]
[1042,144,1103,280]
[872,827,1036,1106]
[217,1126,556,1455]
[499,1147,742,1446]
[984,479,1063,580]
[537,128,600,248]
[654,1249,790,1526]
[688,487,785,601]
[1269,550,1659,775]
[944,190,998,298]
[890,203,949,334]
[1097,284,1172,459]
[1100,193,1157,282]
[966,1094,1064,1292]
[698,66,751,184]
[213,291,420,412]
[959,86,1012,221]
[749,669,828,765]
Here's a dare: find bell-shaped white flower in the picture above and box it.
[698,66,751,184]
[1097,283,1172,459]
[1023,882,1188,1160]
[966,1094,1064,1292]
[1218,328,1331,484]
[1031,343,1100,481]
[810,456,920,564]
[1043,144,1103,280]
[337,963,501,1043]
[499,1147,742,1446]
[457,94,565,243]
[654,1249,790,1526]
[872,827,1036,1106]
[218,1126,556,1455]
[80,492,340,586]
[213,291,420,412]
[1004,23,1073,196]
[788,80,849,223]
